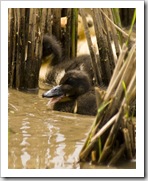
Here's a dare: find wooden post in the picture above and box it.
[8,8,44,91]
[51,8,61,40]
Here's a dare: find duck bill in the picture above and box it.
[42,85,64,98]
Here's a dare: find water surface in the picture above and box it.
[8,88,136,169]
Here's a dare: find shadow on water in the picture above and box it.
[8,88,136,169]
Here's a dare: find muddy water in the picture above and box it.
[8,88,136,169]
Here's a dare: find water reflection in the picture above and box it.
[21,148,31,168]
[8,88,136,169]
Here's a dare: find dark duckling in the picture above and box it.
[42,70,97,116]
[39,35,63,82]
[39,35,94,87]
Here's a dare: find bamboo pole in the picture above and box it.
[102,9,115,73]
[101,44,136,124]
[123,128,133,159]
[8,8,43,90]
[94,8,112,85]
[71,8,78,58]
[51,8,61,40]
[108,144,126,166]
[46,8,52,35]
[79,8,100,86]
[79,113,117,161]
[8,8,14,87]
[65,8,72,58]
[79,41,136,164]
[112,8,123,46]
[109,9,121,58]
[9,9,17,88]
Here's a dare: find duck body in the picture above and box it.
[39,12,99,87]
[46,54,94,85]
[42,70,97,116]
[77,36,98,56]
[39,35,95,87]
[52,90,96,116]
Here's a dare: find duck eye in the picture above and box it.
[68,77,73,82]
[66,77,75,84]
[88,20,93,28]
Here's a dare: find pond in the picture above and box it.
[8,88,136,169]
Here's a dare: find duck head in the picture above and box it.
[42,35,62,66]
[77,13,95,40]
[42,70,92,105]
[39,35,63,83]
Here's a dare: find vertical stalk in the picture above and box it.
[71,8,78,58]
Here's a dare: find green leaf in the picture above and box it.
[98,100,112,113]
[122,80,127,96]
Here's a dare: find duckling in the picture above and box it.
[77,13,95,40]
[39,35,62,82]
[60,13,98,56]
[42,70,97,116]
[77,13,99,56]
[50,54,94,85]
[39,35,94,88]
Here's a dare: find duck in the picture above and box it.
[39,35,63,83]
[77,13,99,56]
[39,12,100,88]
[39,35,95,88]
[42,70,97,116]
[60,13,99,56]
